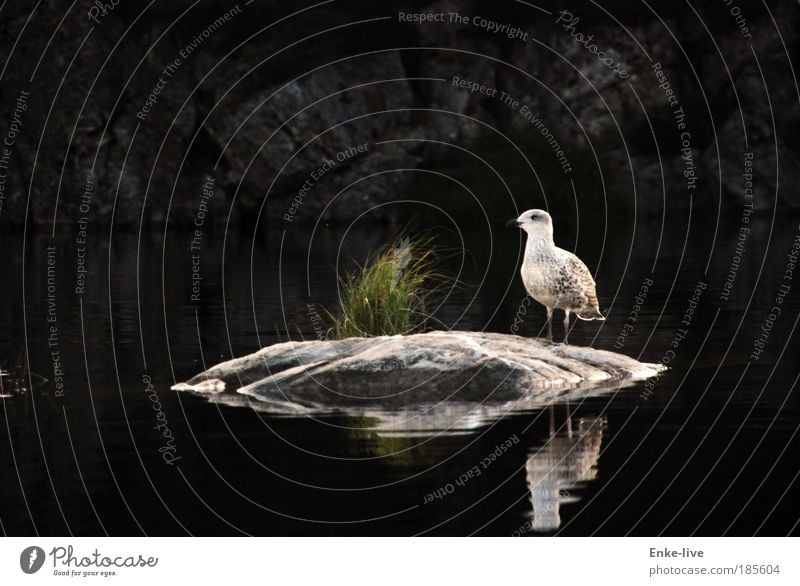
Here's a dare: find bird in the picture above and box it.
[507,209,604,343]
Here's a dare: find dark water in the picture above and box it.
[1,212,799,536]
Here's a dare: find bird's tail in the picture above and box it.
[576,306,605,321]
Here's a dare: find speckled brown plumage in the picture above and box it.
[509,209,604,343]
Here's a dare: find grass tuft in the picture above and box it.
[329,233,445,339]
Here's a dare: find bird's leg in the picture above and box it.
[566,400,573,439]
[563,310,570,344]
[546,307,553,342]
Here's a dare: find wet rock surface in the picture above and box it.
[172,330,664,412]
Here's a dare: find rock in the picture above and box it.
[3,1,797,226]
[625,151,707,216]
[202,50,416,224]
[172,330,664,413]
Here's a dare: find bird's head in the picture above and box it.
[506,209,554,239]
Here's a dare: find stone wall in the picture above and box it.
[1,0,797,227]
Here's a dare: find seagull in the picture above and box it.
[507,209,604,343]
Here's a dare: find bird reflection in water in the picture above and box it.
[525,407,605,533]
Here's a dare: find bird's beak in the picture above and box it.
[505,219,520,228]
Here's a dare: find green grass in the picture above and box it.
[329,234,443,339]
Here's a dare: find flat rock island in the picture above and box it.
[172,331,664,413]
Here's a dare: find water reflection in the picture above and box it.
[192,380,609,533]
[0,349,49,398]
[178,376,630,437]
[525,409,605,533]
[5,214,796,536]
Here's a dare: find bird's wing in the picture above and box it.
[557,249,599,307]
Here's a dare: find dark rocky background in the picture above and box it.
[1,0,798,228]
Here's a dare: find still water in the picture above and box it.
[1,213,798,536]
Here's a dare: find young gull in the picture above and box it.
[507,209,604,343]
